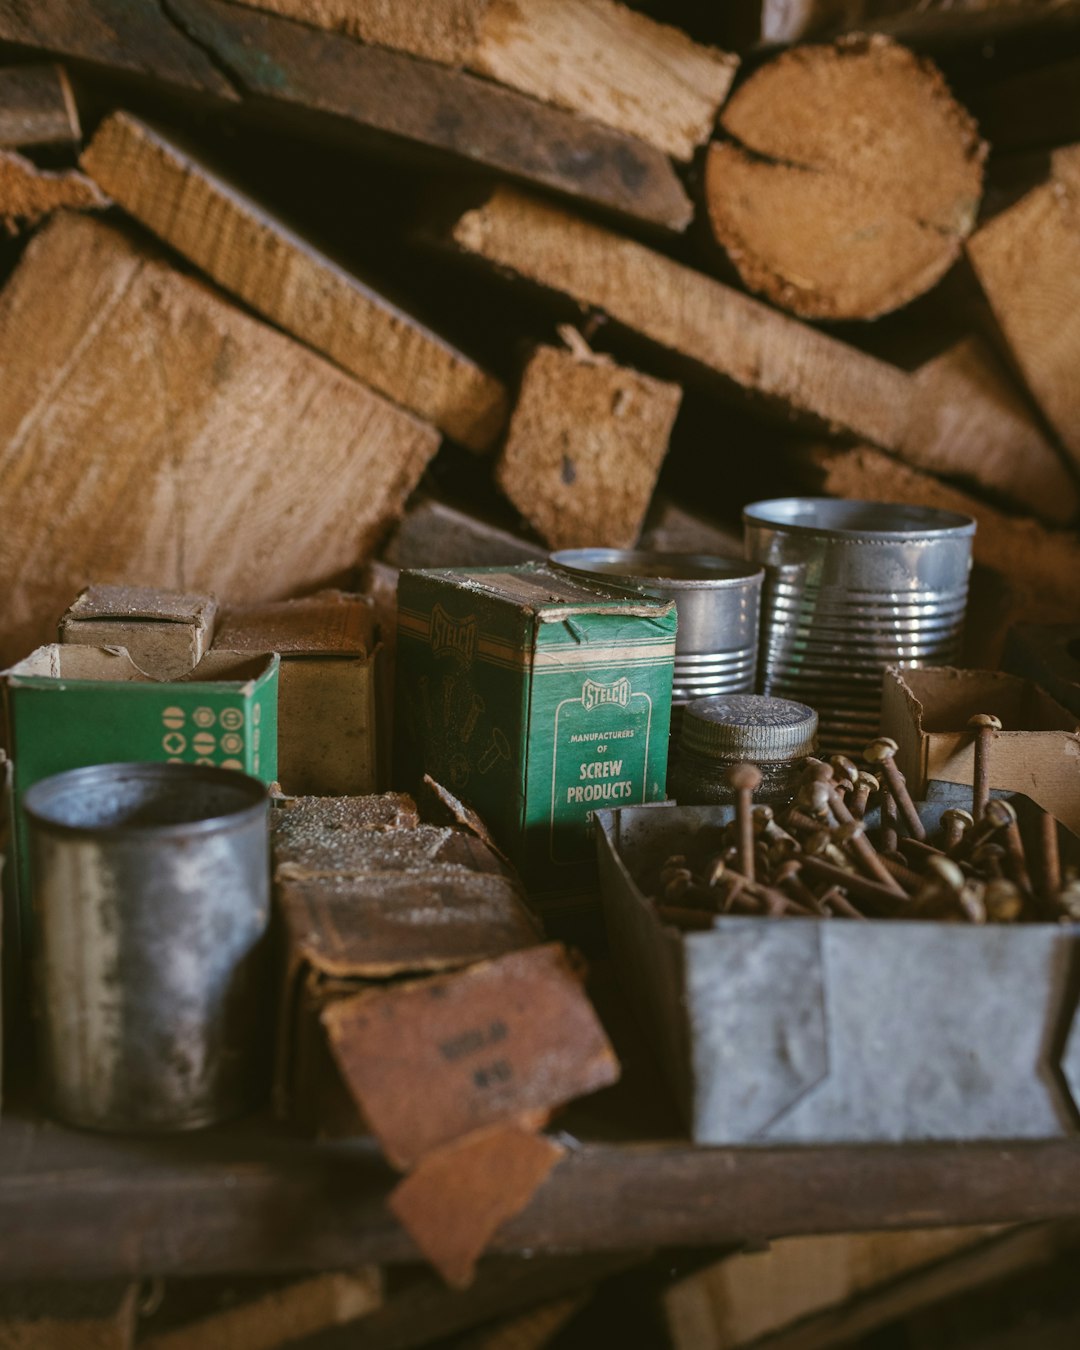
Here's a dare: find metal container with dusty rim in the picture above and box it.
[743,499,975,753]
[549,550,763,722]
[27,761,271,1132]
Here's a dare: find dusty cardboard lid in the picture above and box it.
[404,562,677,619]
[680,693,818,763]
[215,590,373,657]
[61,584,217,628]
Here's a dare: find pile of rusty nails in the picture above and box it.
[654,720,1080,931]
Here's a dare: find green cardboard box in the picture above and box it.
[3,644,279,927]
[395,564,676,890]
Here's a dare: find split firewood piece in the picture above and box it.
[229,0,738,161]
[809,443,1080,631]
[0,0,238,101]
[0,213,439,667]
[0,148,106,233]
[166,0,692,232]
[967,145,1080,474]
[382,497,546,570]
[442,186,912,448]
[900,336,1078,528]
[0,64,80,150]
[82,112,507,452]
[389,1125,565,1289]
[496,338,682,551]
[704,36,986,320]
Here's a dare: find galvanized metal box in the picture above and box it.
[596,786,1080,1144]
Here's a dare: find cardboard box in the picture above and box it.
[596,788,1080,1145]
[395,564,677,892]
[59,583,217,680]
[272,794,542,1134]
[214,591,378,796]
[3,645,278,922]
[881,666,1080,834]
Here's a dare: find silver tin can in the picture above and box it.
[744,498,976,753]
[27,762,271,1132]
[549,550,764,718]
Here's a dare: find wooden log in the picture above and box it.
[0,0,237,100]
[808,443,1080,630]
[0,63,79,149]
[229,0,739,162]
[0,213,439,668]
[967,146,1080,474]
[166,0,692,232]
[0,146,105,231]
[900,336,1078,527]
[82,112,507,452]
[496,340,682,551]
[140,1269,383,1350]
[703,36,986,321]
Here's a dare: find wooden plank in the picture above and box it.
[900,336,1079,527]
[703,36,985,320]
[166,0,693,232]
[0,212,438,668]
[729,1225,1068,1350]
[441,185,913,448]
[141,1269,383,1350]
[0,146,106,230]
[0,0,237,99]
[1,1116,1080,1279]
[967,146,1080,474]
[0,63,79,149]
[664,1225,1008,1350]
[229,0,738,162]
[82,113,508,452]
[496,341,682,550]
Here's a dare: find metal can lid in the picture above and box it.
[679,694,818,763]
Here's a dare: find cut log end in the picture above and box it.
[704,35,986,320]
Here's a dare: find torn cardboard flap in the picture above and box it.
[59,583,217,679]
[882,665,1080,833]
[321,942,619,1170]
[388,1124,564,1289]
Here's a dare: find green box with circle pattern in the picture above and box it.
[2,644,278,936]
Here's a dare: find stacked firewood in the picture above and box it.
[1,0,1080,668]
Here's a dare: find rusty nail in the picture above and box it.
[728,761,762,882]
[850,772,878,820]
[800,855,910,915]
[940,807,973,854]
[984,878,1024,924]
[864,738,925,841]
[1038,809,1062,901]
[967,713,1002,823]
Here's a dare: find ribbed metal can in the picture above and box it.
[743,499,976,753]
[27,762,271,1133]
[549,550,764,726]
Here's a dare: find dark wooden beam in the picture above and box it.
[1,1115,1078,1279]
